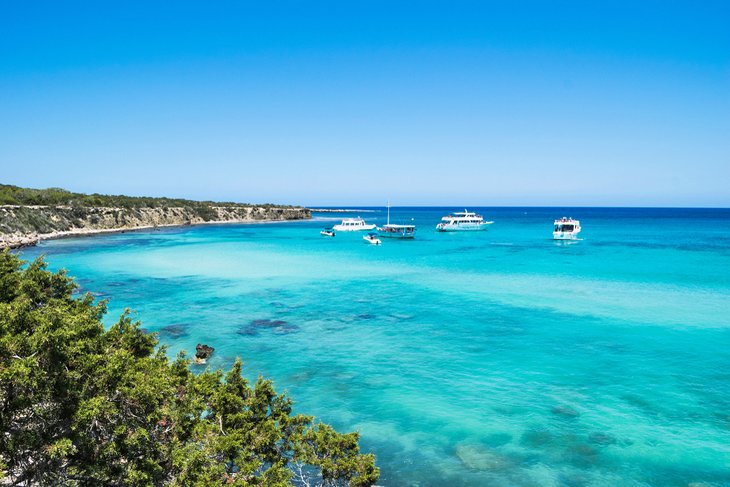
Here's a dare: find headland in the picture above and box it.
[0,184,310,249]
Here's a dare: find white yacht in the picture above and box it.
[378,202,416,239]
[333,217,376,231]
[436,210,493,232]
[553,217,581,240]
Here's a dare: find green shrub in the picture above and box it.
[0,251,378,486]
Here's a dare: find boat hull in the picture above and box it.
[553,231,580,240]
[436,222,493,232]
[378,227,416,239]
[333,224,376,231]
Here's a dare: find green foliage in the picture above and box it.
[0,183,296,210]
[0,251,378,486]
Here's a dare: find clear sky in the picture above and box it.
[1,1,728,206]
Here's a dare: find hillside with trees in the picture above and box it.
[0,184,291,209]
[0,185,311,249]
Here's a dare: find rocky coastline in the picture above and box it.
[0,205,310,250]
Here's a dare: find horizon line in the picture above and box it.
[306,205,730,210]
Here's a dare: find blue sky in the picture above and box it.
[1,1,728,206]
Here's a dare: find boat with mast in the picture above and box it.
[378,201,416,239]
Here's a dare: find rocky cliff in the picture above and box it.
[0,205,311,249]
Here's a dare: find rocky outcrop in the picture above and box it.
[194,344,215,364]
[0,205,310,249]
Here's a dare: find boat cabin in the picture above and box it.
[340,218,365,227]
[552,217,581,240]
[379,224,416,237]
[554,217,579,232]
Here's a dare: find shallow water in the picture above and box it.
[20,207,730,486]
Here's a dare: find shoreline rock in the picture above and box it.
[194,344,215,364]
[0,205,311,250]
[0,232,40,250]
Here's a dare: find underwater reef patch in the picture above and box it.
[238,318,299,336]
[159,323,189,339]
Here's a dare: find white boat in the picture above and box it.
[436,210,493,232]
[320,227,336,237]
[378,202,416,239]
[363,232,381,245]
[333,217,376,231]
[553,217,581,240]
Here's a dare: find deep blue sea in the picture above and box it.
[19,207,730,486]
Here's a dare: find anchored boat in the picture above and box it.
[333,217,376,231]
[378,202,416,239]
[436,210,493,232]
[553,217,581,240]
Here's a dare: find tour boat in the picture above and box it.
[378,224,416,238]
[333,217,376,231]
[320,227,336,237]
[378,202,416,239]
[553,217,581,240]
[436,210,493,232]
[363,233,381,245]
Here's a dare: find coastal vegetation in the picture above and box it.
[0,251,378,486]
[0,184,311,249]
[0,184,291,210]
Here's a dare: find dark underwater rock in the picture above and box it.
[563,442,600,467]
[159,324,189,339]
[521,429,554,448]
[588,432,617,446]
[238,318,299,336]
[552,405,580,418]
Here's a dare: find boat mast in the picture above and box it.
[387,200,390,225]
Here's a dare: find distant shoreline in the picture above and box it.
[308,208,377,213]
[3,217,306,251]
[0,185,313,251]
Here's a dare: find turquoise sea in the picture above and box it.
[19,207,730,486]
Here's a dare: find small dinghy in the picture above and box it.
[363,232,381,245]
[320,227,336,237]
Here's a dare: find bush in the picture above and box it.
[0,251,378,486]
